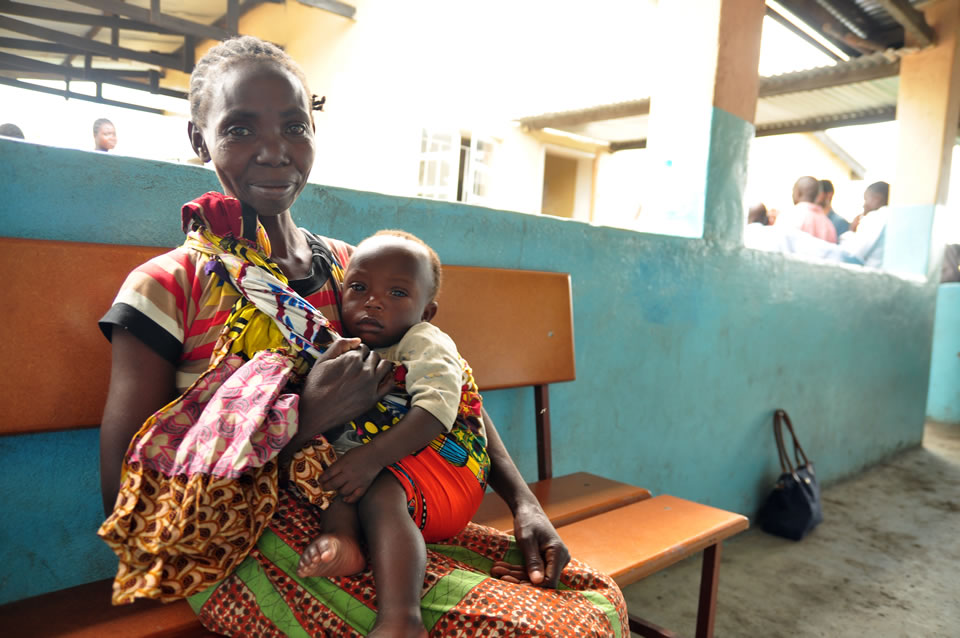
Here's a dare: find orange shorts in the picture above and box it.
[388,444,485,542]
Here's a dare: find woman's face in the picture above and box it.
[190,60,315,217]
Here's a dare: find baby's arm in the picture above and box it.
[321,323,462,502]
[321,406,445,502]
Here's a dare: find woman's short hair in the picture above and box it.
[189,35,312,128]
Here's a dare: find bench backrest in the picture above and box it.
[1,237,576,477]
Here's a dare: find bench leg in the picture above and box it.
[627,542,724,638]
[628,613,682,638]
[694,543,721,638]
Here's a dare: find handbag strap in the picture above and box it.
[774,409,812,472]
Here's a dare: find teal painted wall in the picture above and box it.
[0,137,937,603]
[926,284,960,423]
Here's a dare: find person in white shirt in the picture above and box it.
[839,181,890,268]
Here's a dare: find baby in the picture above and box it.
[297,230,489,638]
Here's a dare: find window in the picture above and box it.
[418,128,494,205]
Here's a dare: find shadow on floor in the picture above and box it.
[623,422,960,638]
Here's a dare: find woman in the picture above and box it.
[98,35,626,637]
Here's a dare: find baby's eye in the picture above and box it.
[390,289,408,297]
[348,282,365,292]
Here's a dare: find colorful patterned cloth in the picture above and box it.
[189,492,629,637]
[99,191,629,634]
[98,193,360,604]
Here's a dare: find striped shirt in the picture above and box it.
[100,231,352,394]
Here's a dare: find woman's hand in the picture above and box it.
[508,502,571,588]
[321,445,383,503]
[298,338,395,439]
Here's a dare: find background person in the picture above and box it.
[817,179,849,236]
[839,181,890,268]
[0,122,24,139]
[93,118,117,151]
[775,176,837,243]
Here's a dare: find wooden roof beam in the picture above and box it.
[0,1,178,34]
[607,107,898,151]
[758,54,899,97]
[0,51,186,99]
[870,0,934,47]
[295,0,357,20]
[519,99,650,129]
[68,0,233,42]
[0,76,166,114]
[0,15,182,70]
[754,106,897,136]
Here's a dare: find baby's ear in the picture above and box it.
[421,301,438,322]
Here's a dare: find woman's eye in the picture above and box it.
[225,126,251,137]
[288,123,308,135]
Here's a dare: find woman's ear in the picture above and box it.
[421,301,438,322]
[187,121,211,163]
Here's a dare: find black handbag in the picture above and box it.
[757,409,823,540]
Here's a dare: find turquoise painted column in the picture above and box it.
[927,284,960,423]
[642,0,765,245]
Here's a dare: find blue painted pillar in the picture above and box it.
[642,0,765,245]
[927,284,960,423]
[888,0,960,277]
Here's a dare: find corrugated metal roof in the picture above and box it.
[756,76,898,126]
[517,51,904,148]
[849,0,925,32]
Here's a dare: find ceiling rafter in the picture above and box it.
[870,0,934,47]
[0,50,185,99]
[519,53,900,131]
[0,14,182,70]
[0,1,178,35]
[67,0,233,42]
[0,75,165,113]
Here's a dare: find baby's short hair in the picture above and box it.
[365,230,442,302]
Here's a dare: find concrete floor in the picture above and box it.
[623,422,960,638]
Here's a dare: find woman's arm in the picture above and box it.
[99,328,177,515]
[278,339,395,466]
[100,331,394,515]
[483,407,571,588]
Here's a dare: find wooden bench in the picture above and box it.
[0,237,747,638]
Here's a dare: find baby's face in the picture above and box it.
[341,239,435,349]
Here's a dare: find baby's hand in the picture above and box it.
[321,445,383,503]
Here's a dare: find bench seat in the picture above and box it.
[472,471,652,533]
[555,494,748,587]
[0,578,214,638]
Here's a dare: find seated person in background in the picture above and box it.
[817,179,850,236]
[776,176,837,244]
[745,207,862,265]
[941,244,960,283]
[839,181,890,268]
[297,230,489,638]
[748,202,769,226]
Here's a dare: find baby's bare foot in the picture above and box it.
[297,533,366,578]
[367,614,428,638]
